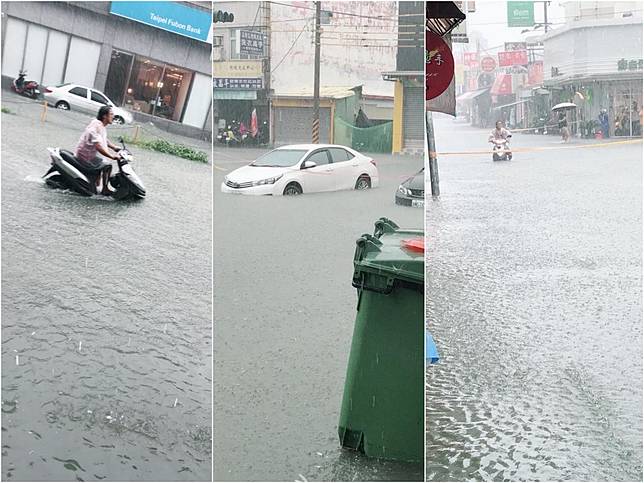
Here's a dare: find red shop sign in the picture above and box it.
[480,56,496,72]
[426,30,454,101]
[498,50,528,67]
[464,52,479,68]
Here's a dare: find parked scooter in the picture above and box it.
[12,71,41,99]
[43,138,145,200]
[491,137,512,161]
[533,116,548,135]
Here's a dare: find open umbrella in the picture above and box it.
[551,102,577,111]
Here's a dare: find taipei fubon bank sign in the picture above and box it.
[110,1,213,43]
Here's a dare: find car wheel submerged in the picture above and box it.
[355,175,371,190]
[283,183,303,196]
[55,101,70,110]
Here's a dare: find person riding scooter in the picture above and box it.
[74,106,123,195]
[489,120,513,160]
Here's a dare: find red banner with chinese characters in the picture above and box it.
[464,52,479,68]
[426,30,454,101]
[490,74,512,95]
[527,61,544,85]
[498,50,528,67]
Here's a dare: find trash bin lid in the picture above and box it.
[352,218,424,293]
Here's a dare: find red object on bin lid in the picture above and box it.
[402,237,425,253]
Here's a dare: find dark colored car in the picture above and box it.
[395,167,424,207]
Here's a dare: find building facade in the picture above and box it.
[543,4,643,136]
[1,1,212,136]
[212,1,270,133]
[384,1,425,154]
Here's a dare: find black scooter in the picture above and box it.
[43,139,146,200]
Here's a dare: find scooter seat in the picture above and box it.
[59,150,105,174]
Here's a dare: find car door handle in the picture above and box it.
[351,163,359,167]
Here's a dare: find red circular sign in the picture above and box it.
[480,56,497,72]
[426,30,454,101]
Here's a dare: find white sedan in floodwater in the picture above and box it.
[221,144,379,196]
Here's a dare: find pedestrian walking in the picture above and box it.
[558,112,570,143]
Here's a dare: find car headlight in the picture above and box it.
[252,175,283,186]
[398,185,411,196]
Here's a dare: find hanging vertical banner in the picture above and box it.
[426,30,456,115]
[426,30,454,100]
[425,32,456,116]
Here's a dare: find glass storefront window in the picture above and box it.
[106,51,197,124]
[124,57,164,116]
[156,66,193,122]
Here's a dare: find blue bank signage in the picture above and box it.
[110,1,212,43]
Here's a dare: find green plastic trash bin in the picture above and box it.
[338,218,424,463]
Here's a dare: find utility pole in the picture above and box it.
[426,112,440,197]
[543,1,549,32]
[312,1,321,144]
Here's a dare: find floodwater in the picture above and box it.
[426,115,643,481]
[1,104,212,481]
[213,147,424,481]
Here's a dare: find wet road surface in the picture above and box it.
[213,146,424,481]
[1,99,212,481]
[426,115,642,481]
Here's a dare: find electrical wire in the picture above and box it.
[270,19,310,73]
[267,0,422,22]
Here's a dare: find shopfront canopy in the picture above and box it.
[456,87,490,103]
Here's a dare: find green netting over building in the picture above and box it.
[334,117,393,153]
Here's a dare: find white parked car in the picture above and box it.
[221,144,379,196]
[43,83,133,124]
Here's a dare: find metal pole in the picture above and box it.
[543,1,549,33]
[312,1,321,143]
[426,111,440,197]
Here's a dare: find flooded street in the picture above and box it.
[213,147,423,481]
[426,115,642,481]
[1,102,212,481]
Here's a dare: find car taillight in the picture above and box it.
[402,237,424,253]
[370,159,377,167]
[44,88,52,93]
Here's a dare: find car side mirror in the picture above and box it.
[302,160,317,169]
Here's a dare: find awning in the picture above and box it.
[456,87,490,103]
[493,99,532,110]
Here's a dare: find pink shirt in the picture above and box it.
[75,119,107,162]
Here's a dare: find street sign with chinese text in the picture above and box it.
[213,60,263,78]
[464,52,479,68]
[238,30,264,57]
[507,1,534,27]
[213,77,263,89]
[498,50,528,67]
[527,61,543,85]
[505,41,527,51]
[426,30,454,101]
[480,56,496,72]
[617,58,643,71]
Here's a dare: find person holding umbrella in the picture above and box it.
[558,111,570,142]
[599,108,610,138]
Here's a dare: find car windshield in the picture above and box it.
[251,149,307,167]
